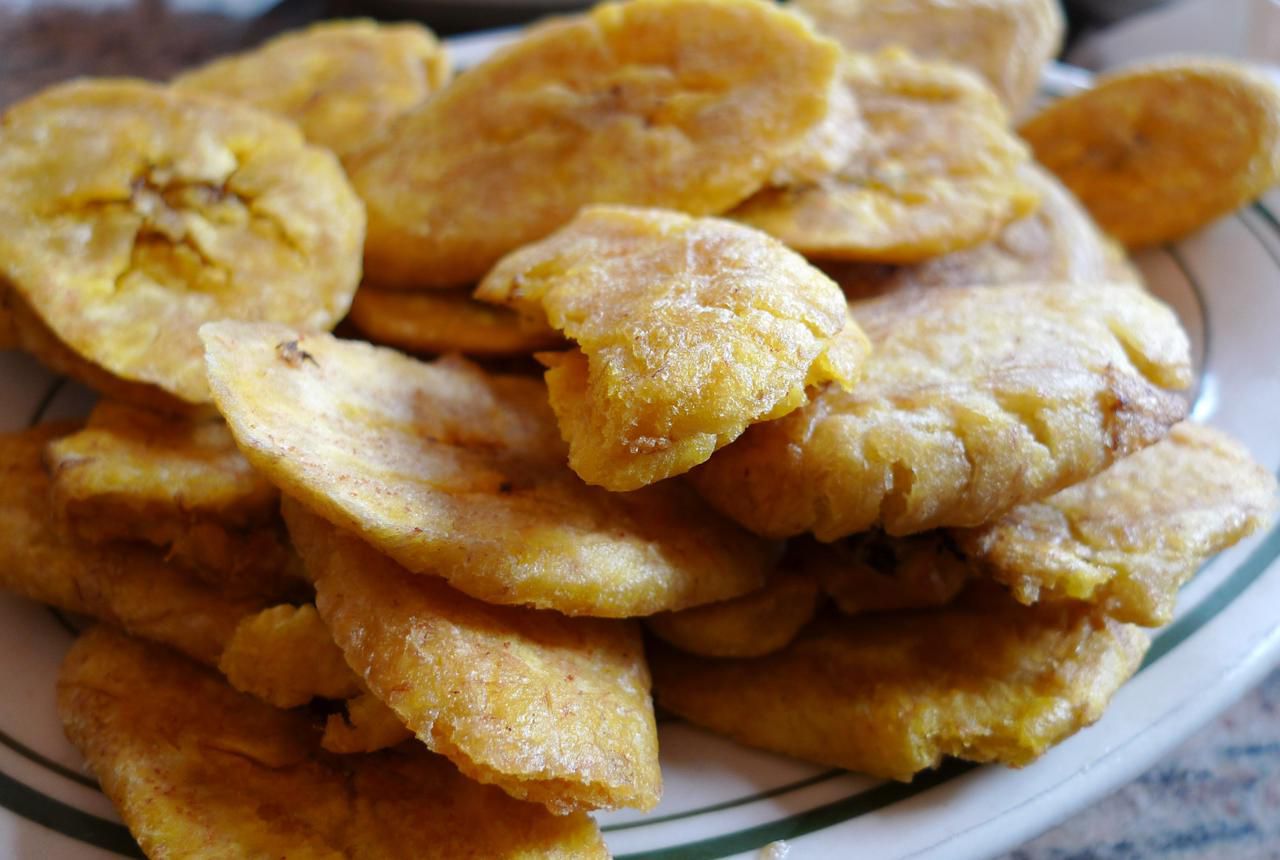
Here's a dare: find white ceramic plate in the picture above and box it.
[1,43,1279,860]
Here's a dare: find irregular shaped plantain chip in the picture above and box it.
[1020,58,1280,248]
[807,531,972,616]
[347,286,563,358]
[691,282,1192,540]
[730,48,1040,263]
[322,692,414,755]
[477,206,869,490]
[956,423,1279,626]
[285,500,662,814]
[173,19,450,161]
[0,78,364,404]
[0,424,267,665]
[59,627,608,859]
[349,0,843,289]
[204,322,774,616]
[794,0,1063,114]
[651,585,1149,781]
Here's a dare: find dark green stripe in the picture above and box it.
[25,378,64,428]
[0,769,140,858]
[0,730,98,791]
[1251,201,1280,239]
[1238,207,1280,271]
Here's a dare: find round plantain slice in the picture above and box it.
[1020,58,1280,248]
[793,0,1064,115]
[731,48,1041,263]
[173,19,451,162]
[348,0,843,289]
[0,78,365,405]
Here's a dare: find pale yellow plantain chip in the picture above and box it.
[203,322,774,616]
[645,564,820,658]
[0,424,267,665]
[1020,59,1280,248]
[691,282,1192,540]
[59,627,608,859]
[794,0,1064,114]
[173,19,450,161]
[285,500,662,814]
[322,692,414,755]
[730,49,1040,263]
[806,532,971,616]
[349,0,843,289]
[956,423,1279,626]
[651,585,1149,781]
[347,286,563,357]
[0,78,365,404]
[45,400,300,599]
[477,206,869,490]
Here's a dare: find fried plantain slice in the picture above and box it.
[0,287,15,349]
[349,0,842,289]
[347,286,563,357]
[45,400,299,599]
[691,282,1192,540]
[794,0,1064,114]
[730,49,1040,263]
[651,585,1148,781]
[824,165,1118,300]
[173,19,450,162]
[204,322,774,616]
[0,78,364,404]
[807,532,971,616]
[322,692,414,755]
[1020,59,1280,248]
[956,423,1279,626]
[477,206,869,490]
[59,627,608,858]
[286,500,662,814]
[0,424,266,665]
[645,563,820,658]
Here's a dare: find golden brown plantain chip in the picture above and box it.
[1020,59,1280,248]
[477,206,869,490]
[807,532,971,616]
[956,423,1279,626]
[322,692,415,755]
[347,286,563,357]
[0,78,364,404]
[730,48,1040,263]
[45,400,299,599]
[59,626,608,858]
[173,19,450,161]
[0,424,266,665]
[645,563,820,658]
[349,0,842,289]
[286,500,662,814]
[794,0,1064,114]
[691,282,1192,540]
[651,585,1149,781]
[0,287,15,349]
[204,322,775,616]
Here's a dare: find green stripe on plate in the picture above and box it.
[0,770,140,858]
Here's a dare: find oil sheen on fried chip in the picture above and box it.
[1020,58,1280,248]
[956,423,1279,626]
[691,282,1192,540]
[203,322,774,616]
[58,627,608,859]
[730,48,1040,263]
[651,585,1149,781]
[349,0,843,289]
[0,78,364,404]
[285,500,662,814]
[174,19,450,161]
[476,206,869,490]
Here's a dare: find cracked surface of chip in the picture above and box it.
[349,0,842,289]
[58,627,608,858]
[477,206,868,490]
[1020,59,1280,248]
[691,282,1192,540]
[730,48,1040,263]
[204,322,774,616]
[0,78,365,404]
[651,585,1149,781]
[174,19,451,161]
[286,501,662,814]
[957,423,1280,626]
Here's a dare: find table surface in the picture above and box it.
[2,1,1278,858]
